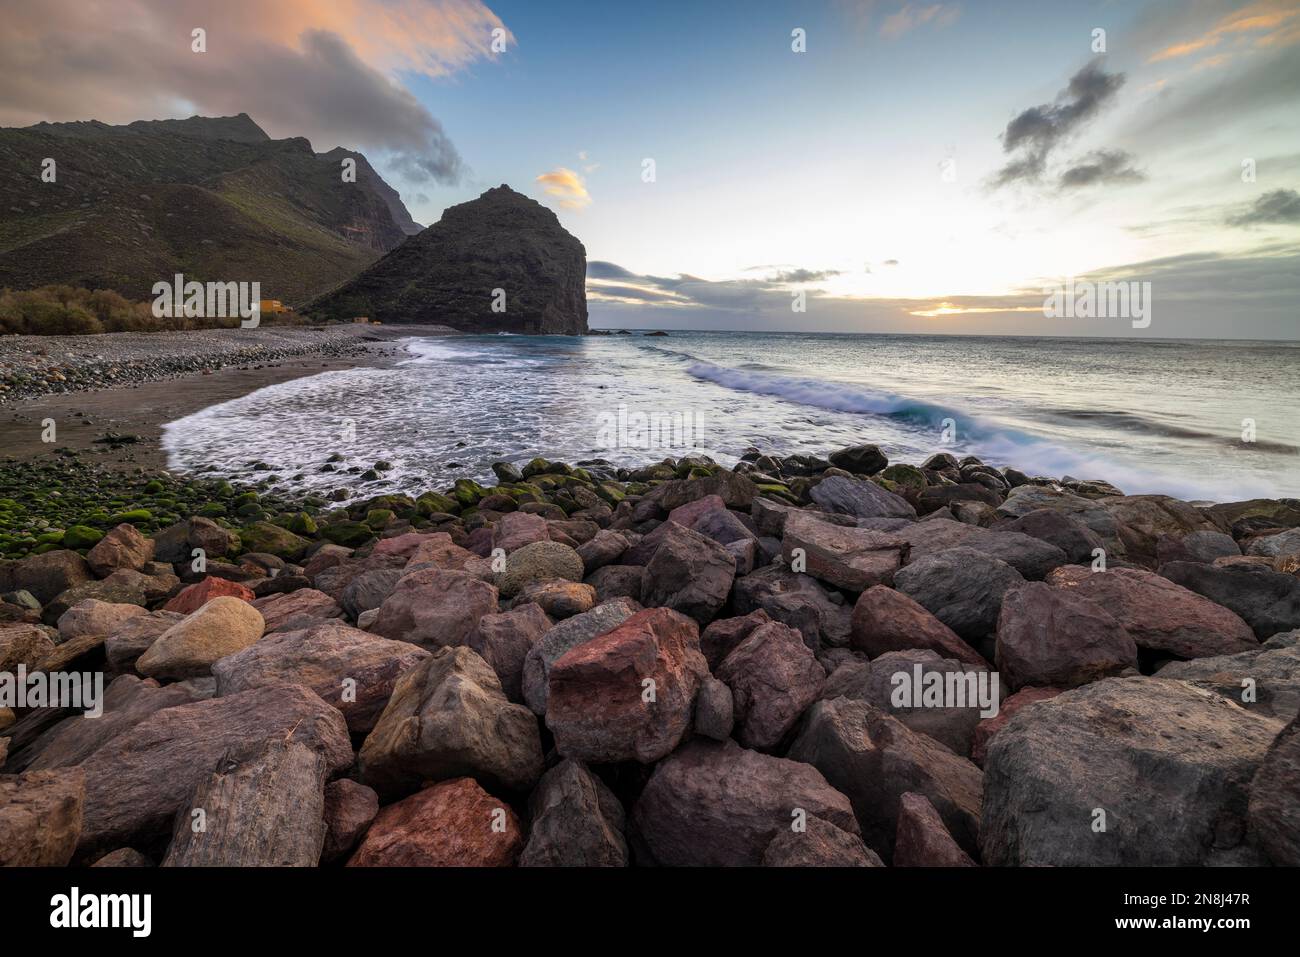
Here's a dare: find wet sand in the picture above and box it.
[0,326,451,473]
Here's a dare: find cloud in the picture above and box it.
[0,0,510,185]
[1058,149,1146,189]
[879,4,960,39]
[1149,0,1300,62]
[536,167,592,209]
[1226,188,1300,226]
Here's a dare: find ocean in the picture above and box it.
[160,331,1300,503]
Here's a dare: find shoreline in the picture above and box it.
[0,324,454,474]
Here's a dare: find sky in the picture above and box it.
[0,0,1297,338]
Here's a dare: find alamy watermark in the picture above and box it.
[1043,278,1151,329]
[890,663,1000,719]
[151,273,261,327]
[596,404,705,451]
[1,665,103,717]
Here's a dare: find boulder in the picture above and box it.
[467,602,553,703]
[104,611,184,673]
[810,475,916,520]
[163,576,255,615]
[519,759,628,867]
[340,568,403,620]
[731,565,852,649]
[321,779,379,864]
[995,581,1137,690]
[496,541,585,598]
[91,848,153,867]
[1156,633,1300,720]
[787,696,983,860]
[1247,527,1300,558]
[827,444,888,476]
[850,585,986,665]
[212,620,429,733]
[56,599,146,647]
[653,471,756,511]
[576,530,629,572]
[781,511,906,592]
[251,588,343,633]
[75,684,352,860]
[585,564,644,604]
[893,791,976,866]
[512,580,596,619]
[0,622,57,671]
[1046,565,1257,659]
[896,519,1067,580]
[666,494,728,529]
[1158,529,1240,564]
[825,650,997,757]
[716,621,825,750]
[1000,508,1104,563]
[692,507,759,549]
[893,546,1024,642]
[1160,560,1300,640]
[25,675,213,773]
[86,524,154,578]
[0,768,85,865]
[693,675,735,741]
[347,777,524,866]
[358,646,543,798]
[521,598,640,715]
[546,607,707,764]
[1100,494,1218,566]
[161,738,327,867]
[996,485,1122,552]
[700,609,772,671]
[640,523,736,626]
[492,511,551,554]
[762,815,884,867]
[631,738,859,866]
[11,550,92,605]
[1247,712,1300,865]
[369,569,498,649]
[981,677,1283,865]
[970,686,1061,767]
[136,596,265,680]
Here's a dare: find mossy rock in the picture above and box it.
[416,491,460,516]
[365,508,396,530]
[452,479,486,507]
[287,512,318,535]
[107,508,152,524]
[143,480,165,494]
[881,464,927,491]
[321,520,374,548]
[196,503,226,518]
[240,521,312,561]
[522,457,553,478]
[596,482,626,504]
[61,527,104,548]
[233,491,259,507]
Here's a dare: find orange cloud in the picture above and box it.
[1149,0,1300,62]
[536,168,592,209]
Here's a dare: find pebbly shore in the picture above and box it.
[1,443,1298,867]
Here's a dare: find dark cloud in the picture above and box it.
[992,61,1127,189]
[1059,149,1146,189]
[1226,189,1300,227]
[587,261,641,280]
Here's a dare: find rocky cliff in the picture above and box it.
[306,185,588,335]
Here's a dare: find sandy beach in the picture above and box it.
[0,324,455,473]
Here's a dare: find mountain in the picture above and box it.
[0,114,421,305]
[306,185,588,334]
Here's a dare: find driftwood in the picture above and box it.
[162,736,327,866]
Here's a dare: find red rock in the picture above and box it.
[996,581,1137,690]
[347,778,523,866]
[970,686,1061,767]
[370,532,448,562]
[782,511,907,592]
[716,621,825,750]
[632,738,860,866]
[370,568,498,648]
[251,587,343,633]
[322,779,380,864]
[1047,564,1257,658]
[762,815,884,867]
[546,607,707,764]
[700,609,772,670]
[492,511,551,553]
[402,533,493,577]
[851,585,986,665]
[512,580,596,619]
[163,576,255,615]
[666,494,727,529]
[0,622,58,671]
[86,524,155,578]
[893,791,977,866]
[467,602,553,703]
